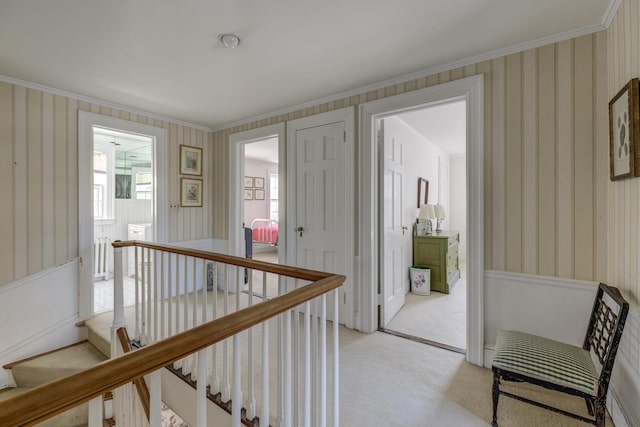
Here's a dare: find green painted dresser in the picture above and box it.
[412,230,460,294]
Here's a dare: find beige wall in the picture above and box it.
[608,0,640,301]
[0,83,213,287]
[213,32,609,281]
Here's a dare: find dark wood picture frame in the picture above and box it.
[180,178,203,207]
[609,78,640,181]
[417,178,429,208]
[180,145,203,176]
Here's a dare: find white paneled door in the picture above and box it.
[291,120,348,322]
[379,119,406,326]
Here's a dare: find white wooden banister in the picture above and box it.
[0,240,344,427]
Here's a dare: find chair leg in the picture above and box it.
[585,398,594,416]
[595,401,605,427]
[492,368,500,427]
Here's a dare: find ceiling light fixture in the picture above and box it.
[219,33,240,49]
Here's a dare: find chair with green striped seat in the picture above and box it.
[491,283,629,427]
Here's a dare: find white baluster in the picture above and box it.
[167,253,173,337]
[284,310,292,427]
[174,254,182,370]
[197,349,207,427]
[160,251,166,340]
[146,247,152,344]
[320,294,327,427]
[223,264,231,402]
[183,255,190,376]
[233,335,242,427]
[261,317,270,427]
[88,395,103,427]
[149,370,162,427]
[210,262,220,395]
[140,247,146,345]
[248,268,256,420]
[304,300,311,427]
[112,246,126,330]
[153,249,158,343]
[134,246,141,340]
[333,289,340,427]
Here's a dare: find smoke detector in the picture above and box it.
[219,34,240,49]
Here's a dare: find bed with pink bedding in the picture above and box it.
[250,218,278,246]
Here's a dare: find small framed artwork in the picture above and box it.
[254,189,265,200]
[244,189,253,200]
[609,78,640,180]
[181,178,203,207]
[254,177,265,188]
[180,145,203,176]
[244,176,254,188]
[417,177,429,208]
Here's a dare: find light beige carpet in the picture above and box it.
[340,329,613,427]
[386,263,466,350]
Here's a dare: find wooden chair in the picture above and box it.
[491,283,629,427]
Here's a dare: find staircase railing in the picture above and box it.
[0,241,345,427]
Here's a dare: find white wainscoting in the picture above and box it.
[483,270,639,427]
[0,259,84,388]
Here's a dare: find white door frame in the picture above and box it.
[78,111,168,320]
[287,107,355,328]
[229,123,286,262]
[358,75,484,365]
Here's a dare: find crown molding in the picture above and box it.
[603,0,623,28]
[212,20,609,132]
[0,74,213,133]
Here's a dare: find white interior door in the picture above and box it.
[379,119,406,326]
[292,120,347,322]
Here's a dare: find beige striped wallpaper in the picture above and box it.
[213,32,609,282]
[0,84,213,287]
[608,0,640,301]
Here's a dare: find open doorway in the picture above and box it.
[378,100,468,353]
[78,111,168,320]
[358,75,484,365]
[244,137,280,298]
[92,128,154,313]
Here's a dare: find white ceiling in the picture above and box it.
[0,0,614,129]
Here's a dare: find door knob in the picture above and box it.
[402,226,408,235]
[297,226,304,237]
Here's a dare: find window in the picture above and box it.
[93,151,108,219]
[135,171,153,200]
[269,172,278,221]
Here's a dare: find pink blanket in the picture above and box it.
[253,226,278,245]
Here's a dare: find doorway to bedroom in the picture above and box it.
[230,125,285,300]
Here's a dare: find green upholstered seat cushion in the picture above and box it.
[492,330,599,395]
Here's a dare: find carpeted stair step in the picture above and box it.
[11,341,107,388]
[2,341,109,427]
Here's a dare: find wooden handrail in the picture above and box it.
[0,273,345,426]
[113,240,330,282]
[117,327,150,421]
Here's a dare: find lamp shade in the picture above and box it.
[418,204,436,220]
[435,204,446,219]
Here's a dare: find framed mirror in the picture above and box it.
[417,177,429,208]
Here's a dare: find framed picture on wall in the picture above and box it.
[254,189,265,200]
[244,189,253,200]
[244,176,254,188]
[417,177,429,208]
[181,178,203,207]
[180,145,203,176]
[254,177,265,188]
[609,78,640,180]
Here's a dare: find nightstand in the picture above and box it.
[412,230,460,294]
